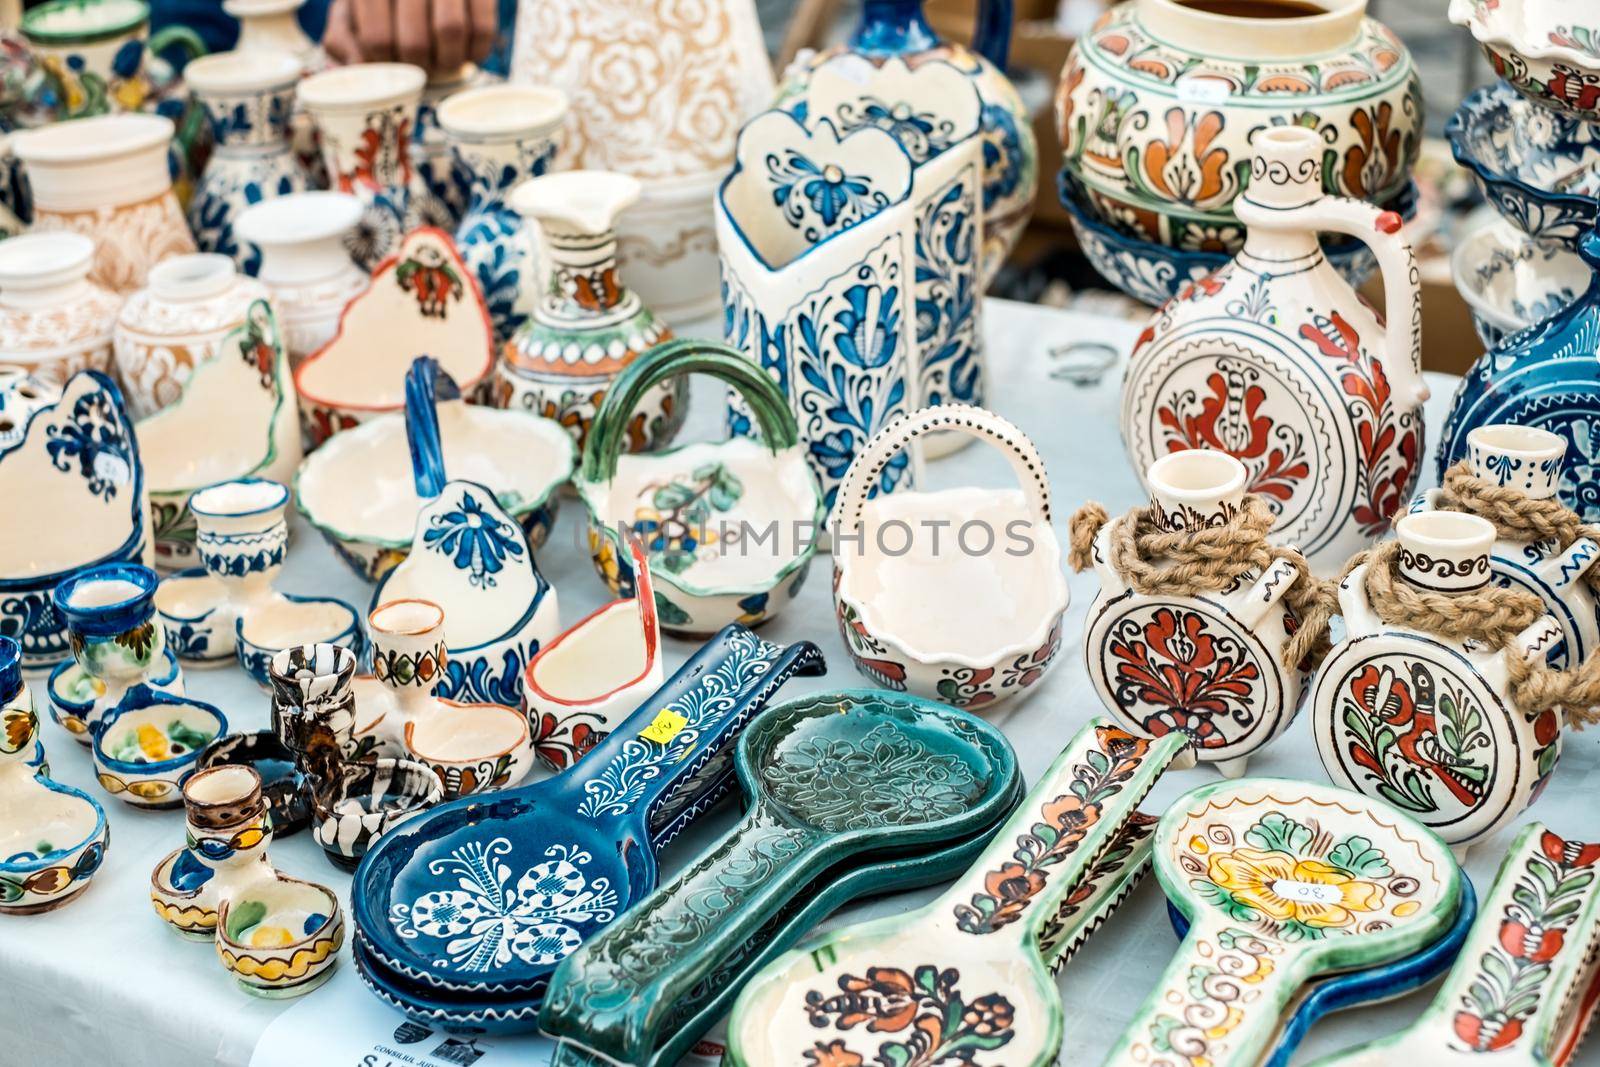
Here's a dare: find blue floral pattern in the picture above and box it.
[453,138,557,340]
[912,165,981,409]
[423,489,527,588]
[45,389,133,502]
[767,148,892,242]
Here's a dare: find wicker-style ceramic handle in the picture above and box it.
[580,340,801,485]
[832,404,1053,536]
[403,356,460,500]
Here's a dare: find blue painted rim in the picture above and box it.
[187,477,290,520]
[234,595,364,684]
[52,562,160,637]
[0,775,106,873]
[92,687,228,773]
[1446,83,1599,220]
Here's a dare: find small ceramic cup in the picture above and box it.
[215,874,345,997]
[1466,424,1566,500]
[1394,512,1497,595]
[1147,449,1249,533]
[90,687,228,808]
[367,599,448,716]
[52,562,168,712]
[268,643,358,787]
[190,478,289,585]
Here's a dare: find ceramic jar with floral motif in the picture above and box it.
[412,64,480,231]
[0,232,122,389]
[12,112,197,293]
[113,253,272,418]
[184,50,309,273]
[1057,0,1421,254]
[1121,125,1429,574]
[18,0,204,118]
[439,83,566,342]
[1451,0,1600,124]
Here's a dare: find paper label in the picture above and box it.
[1175,76,1231,105]
[640,709,689,745]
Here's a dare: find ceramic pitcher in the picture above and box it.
[1309,511,1564,855]
[1122,124,1429,575]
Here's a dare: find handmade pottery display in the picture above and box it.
[1415,424,1600,669]
[1122,125,1428,574]
[497,171,680,455]
[149,764,279,939]
[1080,451,1311,777]
[18,0,203,118]
[349,625,824,1018]
[508,0,773,321]
[0,636,108,914]
[234,192,371,367]
[1100,777,1462,1067]
[1057,0,1420,254]
[1439,222,1600,524]
[1451,0,1600,124]
[1310,512,1564,851]
[833,405,1069,708]
[725,720,1194,1067]
[0,231,121,388]
[137,301,302,570]
[113,253,273,419]
[522,535,662,772]
[215,869,344,997]
[294,227,494,449]
[183,49,308,272]
[716,111,920,511]
[197,730,312,836]
[575,340,824,636]
[780,0,1036,282]
[89,682,227,808]
[296,62,425,270]
[438,83,566,341]
[311,756,443,871]
[1307,822,1600,1067]
[541,688,1026,1059]
[11,112,197,292]
[1452,214,1588,349]
[296,356,573,580]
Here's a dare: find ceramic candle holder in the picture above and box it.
[150,764,278,939]
[198,730,313,837]
[216,871,345,997]
[52,562,177,727]
[268,642,359,788]
[0,231,121,389]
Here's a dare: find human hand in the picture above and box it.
[323,0,498,74]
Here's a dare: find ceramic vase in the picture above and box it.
[411,64,479,231]
[234,192,370,368]
[297,62,425,270]
[0,231,121,389]
[1057,0,1421,254]
[150,764,277,940]
[1082,450,1309,777]
[18,0,204,118]
[1121,124,1429,574]
[439,83,566,342]
[113,252,272,418]
[11,112,197,293]
[184,50,309,273]
[269,642,359,789]
[1310,511,1564,854]
[497,171,681,455]
[780,0,1036,284]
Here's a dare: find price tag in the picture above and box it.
[640,709,689,744]
[1176,76,1231,105]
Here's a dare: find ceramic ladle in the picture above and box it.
[1101,778,1464,1067]
[350,624,825,1002]
[725,720,1195,1067]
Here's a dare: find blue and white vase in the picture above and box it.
[438,83,566,342]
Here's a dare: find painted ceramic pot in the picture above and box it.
[18,0,203,118]
[184,49,309,272]
[52,560,169,713]
[1057,0,1420,254]
[1122,125,1429,574]
[311,755,442,870]
[1451,0,1600,123]
[833,405,1069,709]
[0,636,109,914]
[497,171,681,455]
[296,356,572,581]
[296,62,425,270]
[780,0,1036,283]
[11,112,197,293]
[439,83,566,341]
[1447,82,1600,252]
[576,340,825,636]
[150,763,277,939]
[90,683,227,807]
[410,64,478,232]
[294,227,495,449]
[1439,220,1600,525]
[1082,450,1310,777]
[717,112,921,513]
[1310,512,1564,852]
[542,688,1025,1060]
[1452,214,1588,350]
[113,253,273,419]
[234,192,370,369]
[522,535,662,772]
[268,641,359,787]
[197,730,312,837]
[725,720,1192,1067]
[1414,424,1599,670]
[0,232,120,390]
[215,872,345,997]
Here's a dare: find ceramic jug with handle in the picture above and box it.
[1121,124,1430,575]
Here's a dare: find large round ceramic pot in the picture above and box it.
[1057,0,1421,254]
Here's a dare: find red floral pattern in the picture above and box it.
[1107,607,1260,748]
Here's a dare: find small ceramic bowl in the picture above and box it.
[235,594,364,690]
[1451,214,1590,349]
[311,757,442,870]
[1447,82,1600,251]
[215,874,345,997]
[1450,0,1600,124]
[90,688,229,808]
[0,774,109,914]
[153,568,232,664]
[47,646,182,745]
[198,730,314,837]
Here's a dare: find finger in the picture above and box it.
[431,0,467,74]
[350,0,396,62]
[394,0,432,70]
[466,0,497,63]
[322,0,359,64]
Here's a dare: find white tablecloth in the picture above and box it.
[6,298,1598,1067]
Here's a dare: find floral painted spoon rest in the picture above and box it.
[725,720,1195,1067]
[1102,778,1464,1067]
[350,624,824,1000]
[538,689,1025,1065]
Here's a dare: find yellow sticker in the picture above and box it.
[640,709,688,744]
